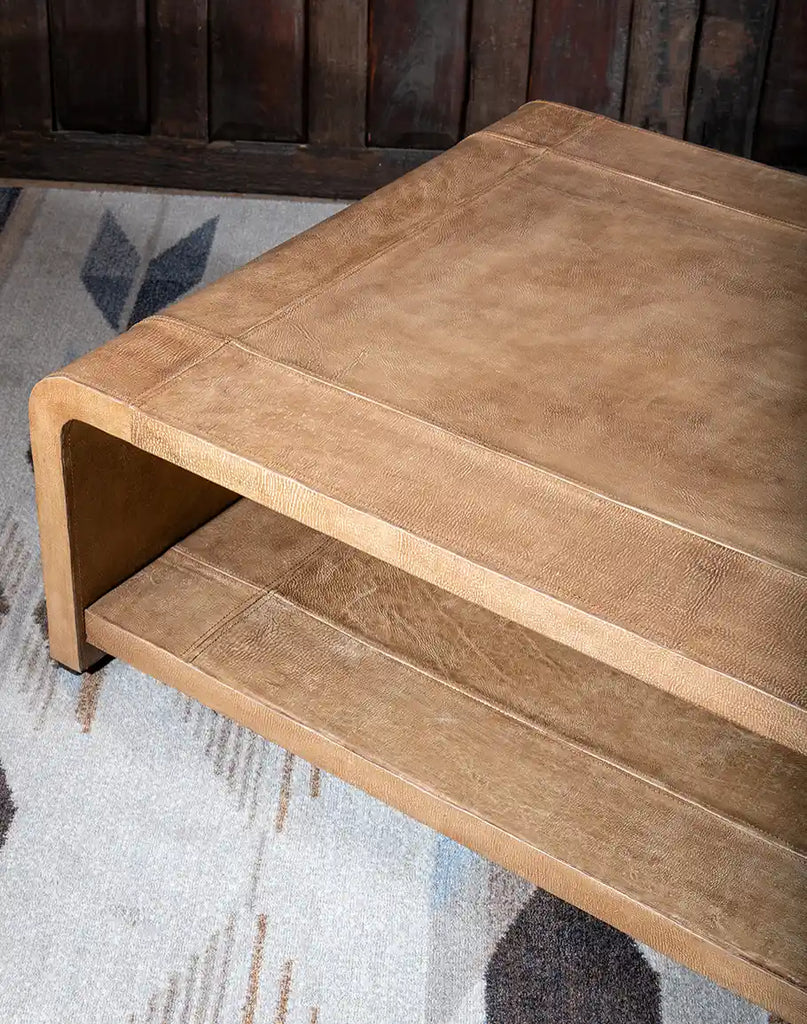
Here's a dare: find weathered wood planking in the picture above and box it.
[0,0,51,132]
[686,0,776,156]
[753,0,807,171]
[624,0,701,137]
[150,0,208,139]
[209,0,305,142]
[48,0,148,133]
[308,0,368,147]
[528,0,632,120]
[367,0,470,148]
[0,131,436,199]
[465,0,533,134]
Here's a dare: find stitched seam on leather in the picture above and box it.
[482,127,807,231]
[477,111,600,153]
[126,410,806,737]
[235,152,545,342]
[180,591,266,662]
[175,529,336,663]
[146,508,807,857]
[180,567,805,860]
[136,336,234,406]
[170,545,265,592]
[229,335,807,584]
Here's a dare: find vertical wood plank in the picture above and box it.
[465,0,533,134]
[308,0,368,147]
[528,0,632,120]
[150,0,208,139]
[753,0,807,170]
[367,0,470,149]
[0,0,51,131]
[209,0,306,142]
[624,0,701,137]
[686,0,776,156]
[49,0,148,133]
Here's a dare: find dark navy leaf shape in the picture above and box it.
[486,889,662,1024]
[81,210,140,330]
[128,217,217,327]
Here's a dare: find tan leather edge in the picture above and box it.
[29,375,132,670]
[129,412,807,756]
[82,611,807,1024]
[491,100,807,228]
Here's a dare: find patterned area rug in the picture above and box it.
[0,184,778,1024]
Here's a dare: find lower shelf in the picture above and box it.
[85,498,807,1019]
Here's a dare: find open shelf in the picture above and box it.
[85,497,807,1017]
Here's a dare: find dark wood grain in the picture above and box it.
[686,0,776,156]
[528,0,632,119]
[624,0,701,136]
[0,0,51,131]
[367,0,470,148]
[465,0,533,134]
[308,0,368,146]
[48,0,148,133]
[150,0,208,139]
[0,131,437,199]
[753,0,807,171]
[209,0,305,142]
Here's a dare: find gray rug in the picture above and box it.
[0,183,776,1023]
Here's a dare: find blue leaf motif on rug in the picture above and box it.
[0,188,21,233]
[0,761,16,851]
[486,889,662,1024]
[128,217,218,327]
[81,210,140,330]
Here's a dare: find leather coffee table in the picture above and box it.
[30,102,806,1020]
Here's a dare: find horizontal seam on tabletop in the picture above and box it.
[484,127,806,231]
[227,335,806,582]
[235,151,545,342]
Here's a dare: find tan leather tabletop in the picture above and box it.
[47,101,807,751]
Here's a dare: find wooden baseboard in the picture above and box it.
[0,130,440,200]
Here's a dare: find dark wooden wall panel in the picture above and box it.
[150,0,207,139]
[308,0,368,147]
[624,0,701,137]
[753,0,807,170]
[48,0,147,133]
[0,0,51,131]
[209,0,305,142]
[528,0,632,120]
[0,0,804,197]
[367,0,470,148]
[686,0,776,157]
[465,0,533,134]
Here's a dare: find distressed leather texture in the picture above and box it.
[29,102,807,1018]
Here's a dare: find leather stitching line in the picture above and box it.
[235,152,546,342]
[482,125,807,232]
[136,336,234,406]
[228,335,807,584]
[154,527,806,862]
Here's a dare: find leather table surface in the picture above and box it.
[55,102,807,749]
